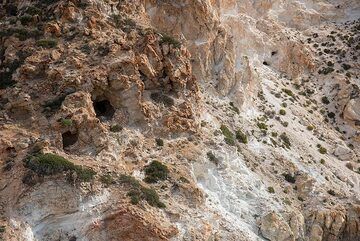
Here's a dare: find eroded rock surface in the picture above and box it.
[0,0,359,241]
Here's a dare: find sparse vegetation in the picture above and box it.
[119,174,165,208]
[220,125,235,145]
[160,33,181,48]
[229,102,240,114]
[279,109,286,115]
[23,153,96,182]
[307,125,314,131]
[321,96,330,104]
[100,174,115,186]
[282,88,294,97]
[257,122,268,130]
[110,124,122,132]
[207,152,219,165]
[36,39,58,48]
[327,189,336,196]
[61,119,72,127]
[155,138,164,146]
[283,173,296,183]
[280,132,291,149]
[235,130,248,144]
[320,159,325,164]
[144,161,169,183]
[19,14,33,25]
[317,145,327,154]
[268,187,275,193]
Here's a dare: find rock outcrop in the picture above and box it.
[0,0,359,241]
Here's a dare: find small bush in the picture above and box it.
[20,14,33,25]
[321,96,330,104]
[23,153,96,182]
[327,189,336,196]
[318,146,327,154]
[235,130,248,144]
[144,161,169,183]
[320,159,325,164]
[220,125,235,145]
[155,138,164,146]
[268,187,275,193]
[160,34,181,48]
[119,174,165,208]
[307,125,314,131]
[100,174,115,186]
[280,132,291,149]
[283,173,296,183]
[282,88,294,97]
[110,124,122,132]
[61,119,72,127]
[36,39,58,48]
[279,109,286,115]
[207,152,219,165]
[257,122,268,130]
[0,225,5,233]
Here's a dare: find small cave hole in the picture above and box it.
[93,99,115,120]
[62,131,78,149]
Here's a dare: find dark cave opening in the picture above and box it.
[93,99,115,120]
[62,131,78,149]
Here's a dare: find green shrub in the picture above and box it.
[320,159,325,164]
[327,189,336,196]
[19,14,33,25]
[144,161,169,183]
[235,130,248,144]
[321,96,330,104]
[155,138,164,146]
[257,122,268,130]
[61,119,72,126]
[23,153,96,182]
[307,125,314,131]
[0,27,42,41]
[282,88,294,97]
[283,173,296,183]
[119,174,165,208]
[318,145,327,154]
[36,39,57,48]
[281,121,289,127]
[279,109,286,115]
[160,34,181,48]
[268,187,275,193]
[0,225,5,233]
[280,132,291,149]
[24,6,42,15]
[110,124,122,132]
[100,174,115,186]
[220,125,235,145]
[207,152,219,165]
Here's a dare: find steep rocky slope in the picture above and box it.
[0,0,359,241]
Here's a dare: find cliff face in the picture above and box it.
[0,1,359,241]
